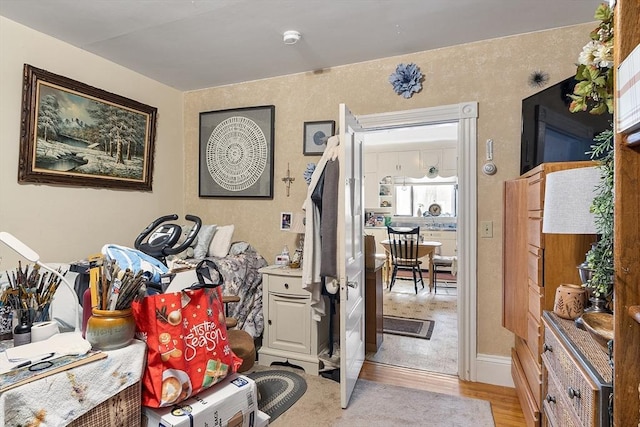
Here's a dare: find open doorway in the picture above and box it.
[363,123,459,376]
[354,102,478,382]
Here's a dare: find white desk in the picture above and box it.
[1,339,146,426]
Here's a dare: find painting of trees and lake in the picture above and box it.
[18,64,157,191]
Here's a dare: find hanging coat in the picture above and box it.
[302,135,340,321]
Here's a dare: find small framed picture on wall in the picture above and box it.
[280,212,292,231]
[303,120,335,155]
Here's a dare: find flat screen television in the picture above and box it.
[520,76,612,175]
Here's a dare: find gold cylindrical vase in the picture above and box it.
[86,308,135,350]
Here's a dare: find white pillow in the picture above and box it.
[208,225,235,258]
[229,241,250,256]
[193,224,217,259]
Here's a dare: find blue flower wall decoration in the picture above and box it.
[389,63,423,98]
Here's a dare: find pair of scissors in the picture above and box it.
[10,352,55,371]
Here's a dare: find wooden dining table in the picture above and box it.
[380,239,442,291]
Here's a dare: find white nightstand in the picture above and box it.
[257,265,328,375]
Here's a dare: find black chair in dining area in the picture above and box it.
[386,226,424,294]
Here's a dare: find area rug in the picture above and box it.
[263,366,495,426]
[245,370,307,422]
[383,316,434,339]
[332,379,495,426]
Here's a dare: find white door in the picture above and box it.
[338,103,365,408]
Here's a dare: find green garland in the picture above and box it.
[569,3,615,298]
[585,128,614,297]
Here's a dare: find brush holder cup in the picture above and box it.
[86,308,135,351]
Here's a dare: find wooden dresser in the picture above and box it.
[503,161,596,426]
[542,311,612,427]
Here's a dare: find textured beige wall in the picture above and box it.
[184,23,595,356]
[0,16,595,359]
[0,17,184,267]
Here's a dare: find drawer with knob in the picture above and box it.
[541,312,612,427]
[542,322,598,424]
[266,273,305,296]
[543,366,580,427]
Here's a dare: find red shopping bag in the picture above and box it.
[132,285,242,407]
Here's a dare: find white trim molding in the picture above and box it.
[476,353,514,388]
[357,102,478,382]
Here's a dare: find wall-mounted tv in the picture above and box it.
[520,76,612,175]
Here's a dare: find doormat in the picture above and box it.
[383,316,435,339]
[245,370,307,422]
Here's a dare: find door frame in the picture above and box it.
[357,102,478,381]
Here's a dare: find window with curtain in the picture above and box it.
[394,180,457,217]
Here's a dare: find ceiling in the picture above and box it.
[365,123,457,149]
[0,0,602,91]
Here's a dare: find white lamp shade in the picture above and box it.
[289,212,306,234]
[542,167,599,234]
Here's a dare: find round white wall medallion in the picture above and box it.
[206,116,267,192]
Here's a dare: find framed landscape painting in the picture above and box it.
[18,64,157,191]
[199,105,275,198]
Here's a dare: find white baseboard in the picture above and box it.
[475,353,514,388]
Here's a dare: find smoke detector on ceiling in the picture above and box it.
[283,30,301,45]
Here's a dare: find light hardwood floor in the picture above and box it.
[360,361,526,427]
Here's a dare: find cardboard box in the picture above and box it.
[160,268,199,293]
[143,374,259,427]
[255,410,270,427]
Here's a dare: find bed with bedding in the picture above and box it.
[187,242,267,338]
[181,224,267,339]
